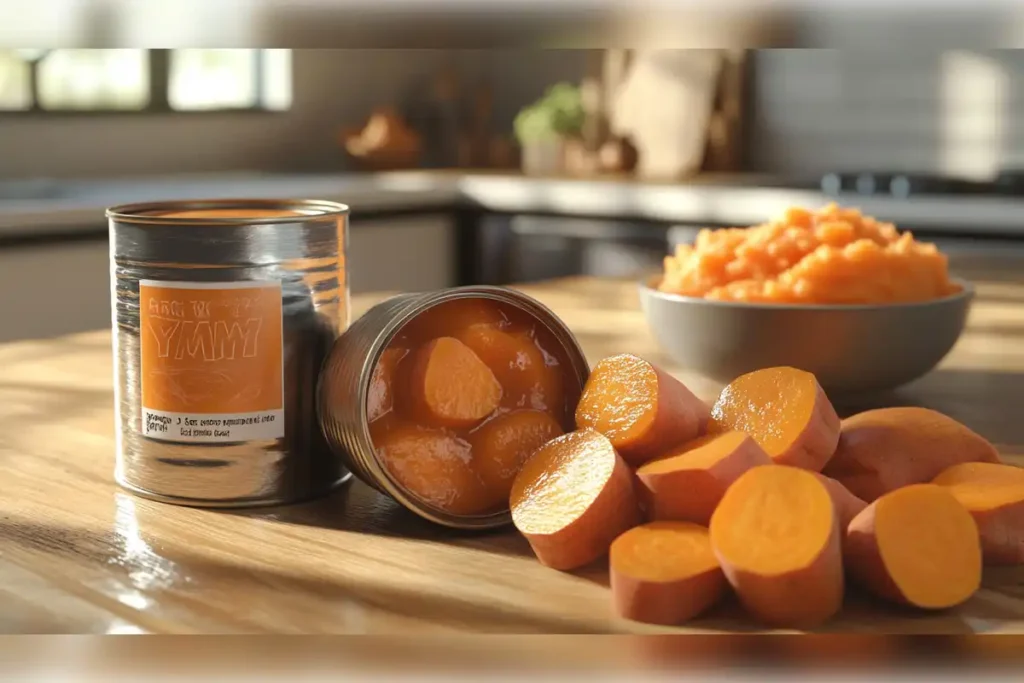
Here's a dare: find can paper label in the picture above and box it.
[139,280,285,443]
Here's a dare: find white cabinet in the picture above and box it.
[347,213,456,294]
[0,240,111,343]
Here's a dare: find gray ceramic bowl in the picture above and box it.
[639,275,974,395]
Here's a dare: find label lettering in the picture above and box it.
[139,281,284,444]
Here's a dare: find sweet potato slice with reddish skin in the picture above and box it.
[710,465,844,628]
[610,522,727,625]
[407,337,502,428]
[575,354,710,467]
[814,473,868,532]
[710,366,840,472]
[510,429,641,571]
[469,409,564,513]
[822,407,1002,502]
[844,484,981,608]
[636,431,771,525]
[933,462,1024,566]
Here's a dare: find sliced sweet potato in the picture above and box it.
[709,366,840,472]
[709,464,844,628]
[575,354,710,467]
[469,409,564,513]
[374,423,488,516]
[407,337,502,428]
[456,324,564,416]
[814,473,868,532]
[609,521,727,625]
[844,484,981,609]
[366,346,409,423]
[933,462,1024,566]
[510,429,641,570]
[822,407,1002,502]
[636,431,771,525]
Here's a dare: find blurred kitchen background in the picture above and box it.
[3,47,1024,342]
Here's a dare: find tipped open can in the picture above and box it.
[317,286,591,529]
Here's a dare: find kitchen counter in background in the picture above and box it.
[3,169,1024,344]
[0,274,1021,635]
[4,170,1024,239]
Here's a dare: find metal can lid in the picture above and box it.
[108,198,350,266]
[107,198,350,224]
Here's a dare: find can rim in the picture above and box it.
[106,198,350,225]
[353,287,591,530]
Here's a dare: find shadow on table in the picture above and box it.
[223,478,535,560]
[0,380,112,433]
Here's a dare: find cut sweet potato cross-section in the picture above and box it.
[456,324,564,416]
[374,423,488,516]
[844,483,981,609]
[710,464,844,628]
[610,521,727,625]
[510,429,640,570]
[933,462,1024,566]
[710,366,840,472]
[408,337,503,428]
[469,409,564,514]
[575,354,710,467]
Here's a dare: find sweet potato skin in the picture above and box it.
[932,462,1024,566]
[843,501,906,605]
[637,433,771,525]
[514,433,641,571]
[715,512,844,629]
[709,368,839,472]
[617,364,711,465]
[815,473,869,532]
[822,407,1002,502]
[709,467,845,628]
[576,355,711,467]
[772,381,841,472]
[963,501,1024,566]
[843,485,983,608]
[611,562,727,625]
[967,501,1024,565]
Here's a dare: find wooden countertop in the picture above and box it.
[1,275,1022,635]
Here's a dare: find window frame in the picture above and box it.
[2,49,284,117]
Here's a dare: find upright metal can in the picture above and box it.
[107,199,351,507]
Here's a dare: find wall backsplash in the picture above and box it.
[9,48,1018,181]
[749,49,1024,179]
[0,50,588,180]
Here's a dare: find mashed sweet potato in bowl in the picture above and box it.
[640,204,973,394]
[658,204,960,305]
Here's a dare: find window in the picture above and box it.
[0,49,292,113]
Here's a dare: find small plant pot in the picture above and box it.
[520,139,565,176]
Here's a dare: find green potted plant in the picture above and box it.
[513,83,585,175]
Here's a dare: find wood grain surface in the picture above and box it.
[0,274,1022,634]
